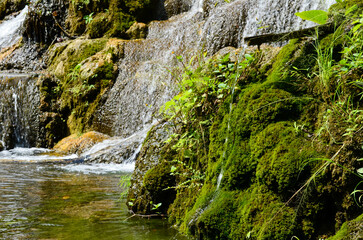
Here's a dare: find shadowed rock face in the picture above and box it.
[23,0,69,44]
[0,0,27,21]
[0,74,42,149]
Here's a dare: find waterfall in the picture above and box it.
[0,6,28,50]
[0,0,336,155]
[0,74,41,149]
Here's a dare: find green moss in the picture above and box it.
[328,213,363,240]
[230,185,297,240]
[266,39,300,84]
[66,0,158,38]
[253,122,317,195]
[195,191,238,239]
[142,161,176,213]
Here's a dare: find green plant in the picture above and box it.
[314,36,334,93]
[119,174,132,199]
[167,160,205,190]
[84,12,94,25]
[150,201,162,211]
[161,52,254,163]
[295,10,328,25]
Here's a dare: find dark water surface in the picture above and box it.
[0,160,187,240]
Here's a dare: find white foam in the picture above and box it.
[60,162,135,174]
[0,147,78,162]
[0,6,28,50]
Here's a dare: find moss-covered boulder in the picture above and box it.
[127,121,177,214]
[128,11,363,237]
[66,0,159,39]
[40,38,123,138]
[53,131,110,155]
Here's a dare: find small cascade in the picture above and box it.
[82,121,158,164]
[0,74,41,149]
[94,0,337,139]
[0,6,28,50]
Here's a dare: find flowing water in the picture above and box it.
[0,152,187,240]
[0,6,28,50]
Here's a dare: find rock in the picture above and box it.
[53,131,110,155]
[126,22,148,39]
[0,0,27,20]
[127,121,177,214]
[23,0,69,44]
[164,0,193,18]
[0,141,4,151]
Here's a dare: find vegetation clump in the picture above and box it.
[66,0,158,38]
[128,1,363,239]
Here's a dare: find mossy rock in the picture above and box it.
[53,131,110,155]
[188,185,297,240]
[66,0,159,38]
[141,161,176,214]
[47,38,108,77]
[253,122,316,195]
[44,38,123,134]
[126,22,148,39]
[328,213,363,240]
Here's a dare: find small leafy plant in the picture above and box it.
[84,12,94,25]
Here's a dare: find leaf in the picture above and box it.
[62,196,70,200]
[345,4,358,16]
[244,54,253,61]
[295,10,328,25]
[171,166,178,173]
[357,168,363,176]
[152,203,162,210]
[218,83,227,89]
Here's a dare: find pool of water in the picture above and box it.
[0,157,187,240]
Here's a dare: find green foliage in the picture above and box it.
[295,10,329,25]
[83,12,94,25]
[119,174,132,199]
[161,52,254,165]
[167,160,205,190]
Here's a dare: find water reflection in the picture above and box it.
[0,162,187,240]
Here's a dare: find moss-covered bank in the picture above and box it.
[128,2,363,239]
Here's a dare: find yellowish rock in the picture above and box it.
[53,131,110,155]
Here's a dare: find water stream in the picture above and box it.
[0,6,28,50]
[0,158,187,240]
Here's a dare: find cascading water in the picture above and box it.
[0,74,41,149]
[0,0,336,160]
[0,6,28,50]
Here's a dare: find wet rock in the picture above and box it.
[0,43,46,72]
[126,22,148,39]
[164,0,193,18]
[53,131,110,155]
[24,0,69,44]
[128,121,176,214]
[81,124,152,164]
[0,74,42,148]
[0,0,27,20]
[0,140,4,151]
